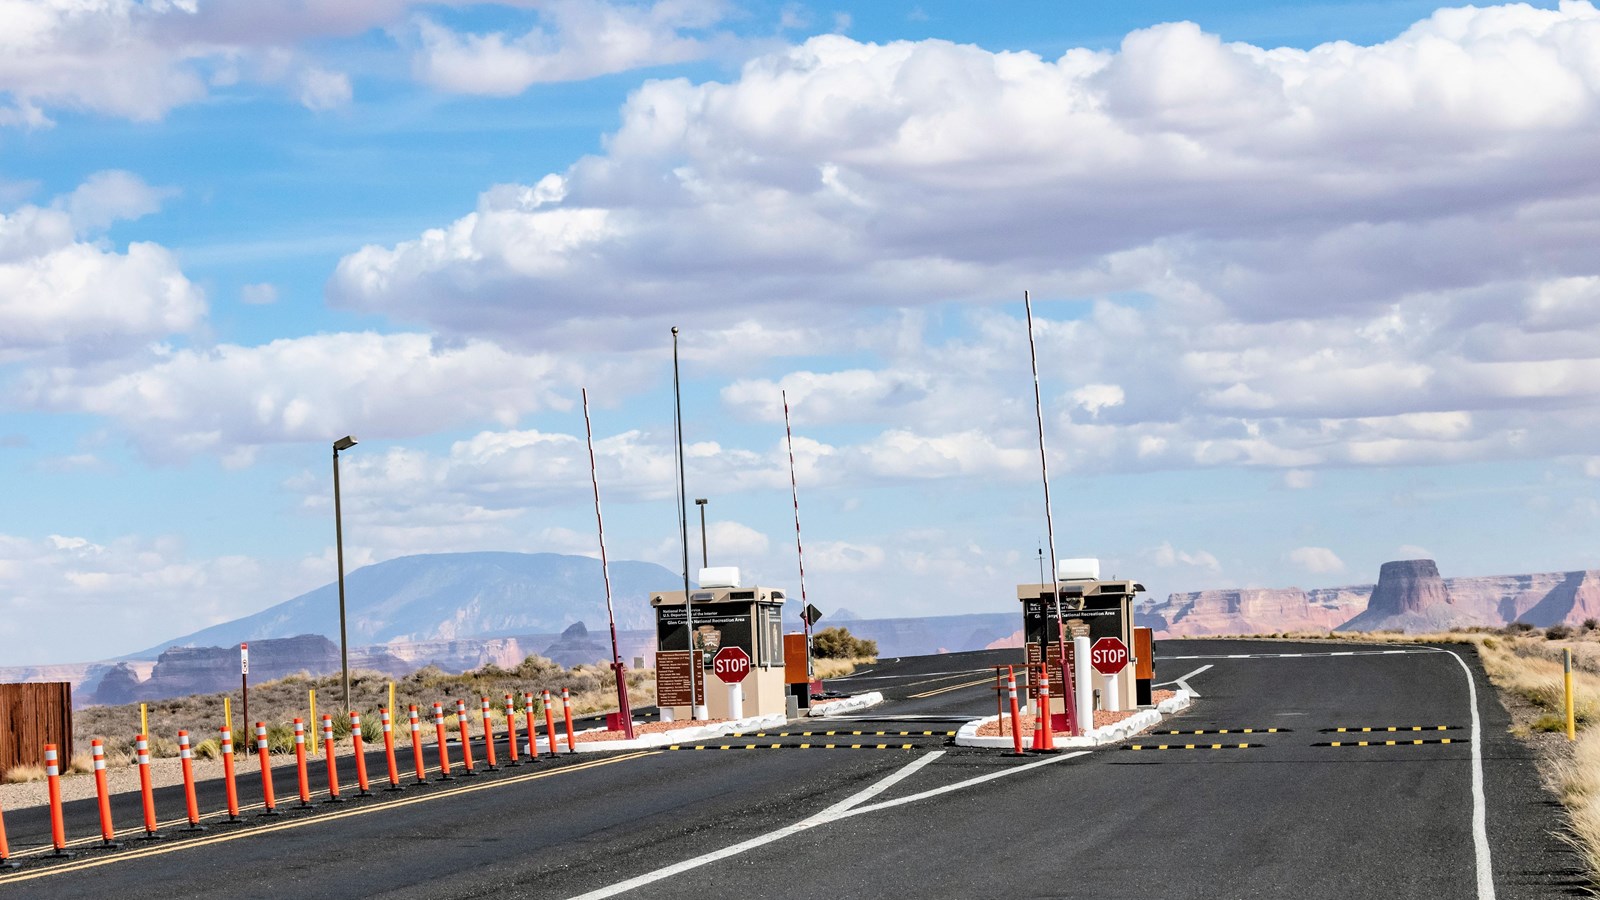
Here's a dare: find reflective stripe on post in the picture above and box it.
[349,712,372,796]
[503,694,521,766]
[256,722,279,815]
[561,688,577,754]
[408,705,427,784]
[380,708,403,790]
[91,739,120,847]
[135,735,162,839]
[177,731,205,831]
[433,703,453,781]
[523,693,539,762]
[44,744,72,857]
[293,718,312,807]
[1033,665,1056,753]
[322,715,344,802]
[1006,666,1025,756]
[456,700,477,775]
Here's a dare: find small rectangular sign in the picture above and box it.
[655,650,705,707]
[240,643,249,676]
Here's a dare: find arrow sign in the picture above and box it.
[802,604,824,627]
[1089,637,1129,676]
[712,646,752,684]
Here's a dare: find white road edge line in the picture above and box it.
[564,750,1083,900]
[1154,663,1212,698]
[1438,647,1495,900]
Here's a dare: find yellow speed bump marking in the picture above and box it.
[1318,739,1458,747]
[1125,743,1260,751]
[0,751,657,884]
[1158,728,1286,735]
[726,730,956,738]
[1322,726,1457,733]
[664,743,917,751]
[907,677,995,699]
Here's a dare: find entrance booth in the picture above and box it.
[1017,558,1145,715]
[651,568,788,721]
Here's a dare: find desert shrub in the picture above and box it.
[1586,619,1600,632]
[1505,622,1536,634]
[192,738,222,760]
[1534,711,1593,732]
[1549,625,1574,640]
[811,627,878,660]
[4,764,45,783]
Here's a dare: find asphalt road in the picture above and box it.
[0,639,1587,899]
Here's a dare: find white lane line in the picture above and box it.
[1227,654,1249,658]
[1154,664,1212,698]
[1154,650,1430,661]
[1330,651,1354,656]
[1279,653,1303,658]
[1436,647,1496,900]
[1383,650,1407,654]
[565,750,1082,900]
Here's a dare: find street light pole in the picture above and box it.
[695,499,708,570]
[332,435,358,712]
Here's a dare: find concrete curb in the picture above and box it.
[953,689,1194,749]
[538,712,790,753]
[807,692,886,717]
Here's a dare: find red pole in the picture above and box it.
[408,705,427,784]
[135,734,162,839]
[1006,666,1025,757]
[503,694,521,766]
[433,703,454,780]
[0,796,17,869]
[219,726,242,822]
[541,690,558,757]
[455,700,477,775]
[43,744,72,856]
[581,387,635,739]
[177,731,205,831]
[91,739,120,847]
[322,715,344,802]
[561,687,577,754]
[256,723,279,815]
[480,698,499,771]
[523,693,539,761]
[349,711,373,796]
[293,719,312,807]
[380,708,403,790]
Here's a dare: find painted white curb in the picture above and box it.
[807,691,886,717]
[954,689,1194,749]
[536,712,789,753]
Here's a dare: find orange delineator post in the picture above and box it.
[349,712,373,796]
[561,687,577,754]
[503,694,521,766]
[433,703,454,781]
[292,718,313,807]
[135,734,162,839]
[523,693,539,761]
[177,731,205,832]
[256,722,280,815]
[321,715,345,802]
[1006,666,1026,756]
[480,698,499,771]
[0,797,17,869]
[220,726,243,823]
[380,708,404,790]
[541,690,558,757]
[91,739,120,847]
[1033,664,1056,752]
[43,744,72,856]
[455,700,477,775]
[409,705,427,784]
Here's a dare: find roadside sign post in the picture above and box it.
[713,646,752,719]
[240,643,249,738]
[1091,637,1130,713]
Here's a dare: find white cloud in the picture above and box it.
[1153,541,1221,572]
[1289,546,1345,574]
[18,333,599,460]
[412,0,730,95]
[240,283,278,305]
[1282,470,1315,489]
[1397,544,1433,559]
[296,65,352,110]
[704,520,770,561]
[1072,384,1124,417]
[806,540,885,573]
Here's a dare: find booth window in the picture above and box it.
[758,605,784,667]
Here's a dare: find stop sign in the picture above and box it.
[712,646,752,683]
[1089,637,1129,675]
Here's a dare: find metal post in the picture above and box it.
[240,642,249,738]
[782,391,814,681]
[332,435,357,712]
[696,498,709,570]
[1566,648,1577,742]
[583,389,634,740]
[672,327,701,717]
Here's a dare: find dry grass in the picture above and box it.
[3,764,45,784]
[812,656,875,679]
[73,654,655,765]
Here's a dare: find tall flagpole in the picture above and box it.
[782,390,813,681]
[671,327,701,718]
[1025,291,1079,738]
[583,389,634,739]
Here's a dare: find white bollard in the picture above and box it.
[728,683,744,719]
[1106,670,1123,712]
[660,707,674,723]
[1074,635,1093,733]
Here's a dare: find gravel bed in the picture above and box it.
[571,719,730,743]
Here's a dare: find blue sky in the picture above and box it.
[2,0,1597,665]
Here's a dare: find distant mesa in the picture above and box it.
[831,608,861,621]
[1138,557,1600,637]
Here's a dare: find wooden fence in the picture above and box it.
[0,682,73,773]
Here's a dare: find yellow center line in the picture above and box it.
[0,751,656,884]
[907,677,994,699]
